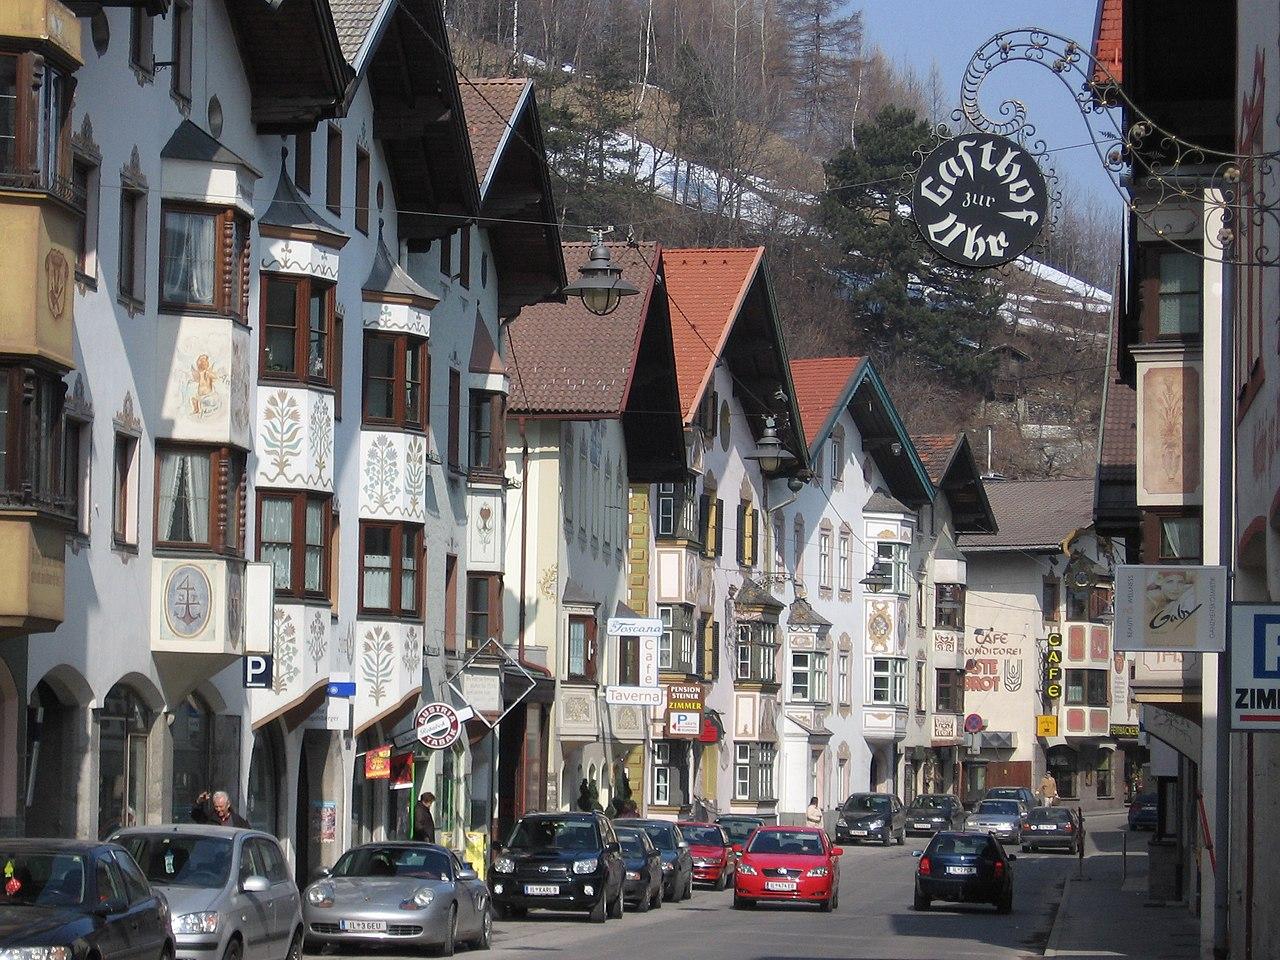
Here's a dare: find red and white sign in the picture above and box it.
[415,702,462,749]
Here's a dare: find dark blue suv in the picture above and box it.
[489,813,625,922]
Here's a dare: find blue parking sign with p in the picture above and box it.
[244,655,273,689]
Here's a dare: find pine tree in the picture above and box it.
[778,0,862,153]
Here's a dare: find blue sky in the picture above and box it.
[859,0,1118,207]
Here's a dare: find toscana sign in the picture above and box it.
[911,131,1048,268]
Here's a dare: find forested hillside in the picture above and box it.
[446,0,1117,477]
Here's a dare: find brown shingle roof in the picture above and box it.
[330,0,387,64]
[662,248,764,420]
[506,242,657,415]
[789,357,863,450]
[958,478,1096,551]
[457,77,531,191]
[912,434,961,485]
[1092,0,1123,85]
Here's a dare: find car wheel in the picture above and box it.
[222,938,243,960]
[896,829,905,846]
[913,890,930,911]
[437,904,457,956]
[160,944,175,960]
[663,876,677,902]
[285,928,303,960]
[608,887,624,919]
[714,869,727,891]
[1021,844,1031,852]
[634,890,650,913]
[995,890,1013,914]
[733,895,754,910]
[683,873,694,901]
[650,883,663,910]
[472,906,493,950]
[588,895,608,923]
[831,888,839,911]
[820,894,834,913]
[882,830,893,846]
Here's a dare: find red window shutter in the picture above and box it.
[586,617,598,681]
[447,369,461,468]
[491,393,505,471]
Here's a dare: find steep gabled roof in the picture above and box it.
[959,478,1096,552]
[790,357,863,449]
[459,78,532,193]
[911,433,997,534]
[1092,0,1123,85]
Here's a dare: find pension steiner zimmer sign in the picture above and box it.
[911,132,1048,268]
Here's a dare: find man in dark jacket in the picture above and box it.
[413,790,436,842]
[191,790,250,828]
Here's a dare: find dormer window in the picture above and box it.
[160,203,250,318]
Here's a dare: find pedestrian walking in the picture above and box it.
[190,790,250,827]
[1040,771,1059,807]
[413,790,436,841]
[805,796,823,828]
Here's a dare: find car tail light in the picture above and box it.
[1064,821,1074,833]
[993,860,1005,879]
[918,856,931,876]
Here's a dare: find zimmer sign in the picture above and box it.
[911,132,1048,268]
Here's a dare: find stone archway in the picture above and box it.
[27,666,94,838]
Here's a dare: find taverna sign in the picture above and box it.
[911,131,1048,268]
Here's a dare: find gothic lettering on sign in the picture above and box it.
[912,132,1049,268]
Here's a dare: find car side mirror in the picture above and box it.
[94,897,129,917]
[242,875,271,893]
[605,842,620,855]
[731,844,743,855]
[677,841,689,850]
[311,867,332,881]
[911,850,923,858]
[457,869,478,881]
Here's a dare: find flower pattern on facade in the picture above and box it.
[363,434,400,513]
[362,625,395,705]
[403,625,421,675]
[307,609,328,671]
[405,435,425,513]
[272,607,300,693]
[309,401,332,484]
[262,390,304,480]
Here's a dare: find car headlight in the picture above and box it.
[736,864,757,876]
[965,819,979,830]
[492,857,514,874]
[572,858,598,875]
[867,819,884,830]
[625,871,641,881]
[401,887,435,909]
[660,861,673,873]
[805,867,829,878]
[306,882,335,907]
[0,948,74,960]
[174,912,221,934]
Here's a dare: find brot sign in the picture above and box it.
[912,132,1048,268]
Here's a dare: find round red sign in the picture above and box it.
[414,702,461,749]
[963,713,985,735]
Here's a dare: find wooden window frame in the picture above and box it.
[935,668,964,714]
[170,0,193,104]
[357,520,424,617]
[72,151,100,284]
[1142,508,1203,565]
[439,231,453,278]
[129,10,155,76]
[567,612,598,681]
[118,185,146,307]
[159,202,250,319]
[354,145,370,235]
[465,572,503,651]
[443,553,459,653]
[152,442,246,556]
[0,366,68,515]
[112,432,138,547]
[935,583,965,631]
[255,491,332,600]
[1138,241,1204,343]
[325,123,342,217]
[259,273,336,386]
[1042,577,1061,622]
[467,389,505,479]
[447,368,462,469]
[362,331,428,430]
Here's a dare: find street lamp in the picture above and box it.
[860,563,892,594]
[562,228,639,316]
[746,415,795,473]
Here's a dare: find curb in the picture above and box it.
[1044,876,1075,958]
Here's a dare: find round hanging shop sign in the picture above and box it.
[414,702,462,749]
[911,131,1048,268]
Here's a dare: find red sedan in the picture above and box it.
[733,826,842,911]
[678,821,736,889]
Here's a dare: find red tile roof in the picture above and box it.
[506,242,657,415]
[457,77,530,190]
[661,248,765,420]
[789,357,864,450]
[1092,0,1122,85]
[911,433,961,485]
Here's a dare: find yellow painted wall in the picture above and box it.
[0,196,78,369]
[0,0,82,65]
[0,516,66,634]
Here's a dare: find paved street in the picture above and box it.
[307,816,1131,960]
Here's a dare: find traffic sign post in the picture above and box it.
[243,655,273,689]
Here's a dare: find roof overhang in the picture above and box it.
[848,364,933,508]
[933,435,997,534]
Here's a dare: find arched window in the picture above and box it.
[171,693,213,821]
[98,683,153,837]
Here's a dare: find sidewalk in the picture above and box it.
[1045,812,1200,960]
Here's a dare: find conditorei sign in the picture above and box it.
[1114,565,1227,652]
[911,132,1048,268]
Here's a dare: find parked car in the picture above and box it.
[613,819,693,902]
[1128,792,1158,831]
[0,839,174,960]
[1023,807,1082,854]
[964,800,1024,846]
[835,793,905,846]
[715,815,765,849]
[113,825,302,960]
[913,831,1015,913]
[904,795,965,836]
[733,827,842,912]
[302,842,490,953]
[489,812,624,922]
[983,786,1040,810]
[677,822,735,890]
[614,827,663,912]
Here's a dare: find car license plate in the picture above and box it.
[764,881,797,891]
[947,866,977,876]
[851,829,867,836]
[339,920,387,932]
[523,884,560,896]
[914,822,932,829]
[1035,824,1057,831]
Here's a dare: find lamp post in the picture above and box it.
[562,227,639,317]
[746,416,795,473]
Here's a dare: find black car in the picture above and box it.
[836,793,905,845]
[614,828,663,912]
[488,813,625,922]
[904,795,964,836]
[612,819,693,902]
[1024,807,1082,853]
[715,816,765,849]
[0,839,174,960]
[913,831,1015,913]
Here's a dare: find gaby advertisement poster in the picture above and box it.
[1114,565,1227,652]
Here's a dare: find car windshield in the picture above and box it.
[977,801,1021,817]
[115,835,233,889]
[679,826,724,846]
[929,835,995,858]
[0,850,87,907]
[746,831,824,856]
[843,795,890,813]
[635,825,676,852]
[717,820,760,843]
[1136,793,1157,805]
[506,819,598,853]
[334,847,452,881]
[1030,808,1073,823]
[616,831,647,855]
[910,796,950,810]
[986,789,1022,801]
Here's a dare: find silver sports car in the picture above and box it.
[964,800,1025,845]
[303,842,491,954]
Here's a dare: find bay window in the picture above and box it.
[869,657,907,706]
[567,613,598,680]
[260,274,336,383]
[0,52,73,196]
[0,367,68,516]
[875,541,909,594]
[160,204,249,317]
[153,444,245,554]
[735,622,778,684]
[791,651,829,703]
[734,742,775,801]
[1065,669,1109,707]
[659,603,695,674]
[1140,243,1202,340]
[257,492,331,599]
[656,480,698,540]
[465,573,503,651]
[359,521,423,616]
[468,390,504,477]
[935,668,963,713]
[935,583,965,631]
[363,332,427,430]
